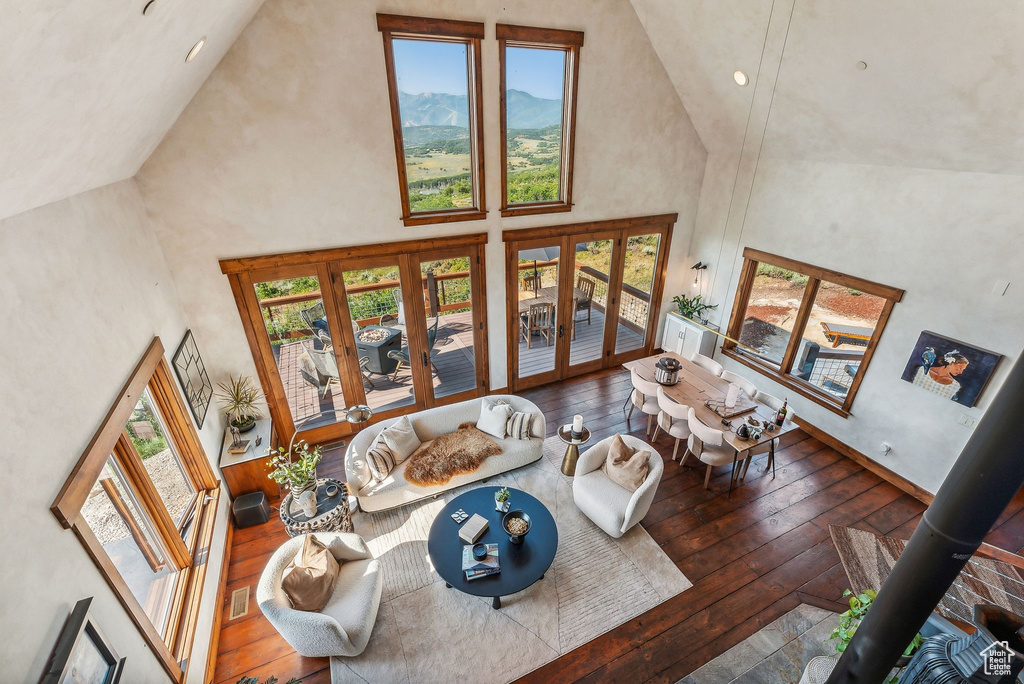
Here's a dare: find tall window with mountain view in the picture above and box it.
[378,15,486,226]
[498,25,583,217]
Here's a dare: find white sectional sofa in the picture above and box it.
[345,395,546,513]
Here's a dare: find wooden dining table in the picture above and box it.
[517,285,588,314]
[623,351,800,494]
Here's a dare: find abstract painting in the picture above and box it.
[900,330,1001,407]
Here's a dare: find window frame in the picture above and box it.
[722,248,904,416]
[377,14,487,227]
[51,337,220,683]
[497,24,584,217]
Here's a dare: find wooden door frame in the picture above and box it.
[607,223,674,367]
[560,229,621,378]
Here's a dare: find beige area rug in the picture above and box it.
[331,435,692,684]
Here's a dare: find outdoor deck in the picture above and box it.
[518,307,645,378]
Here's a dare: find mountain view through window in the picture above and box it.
[505,47,566,204]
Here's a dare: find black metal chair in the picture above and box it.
[387,317,440,381]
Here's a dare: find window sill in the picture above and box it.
[402,210,487,227]
[720,347,851,418]
[500,202,572,218]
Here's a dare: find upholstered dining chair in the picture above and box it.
[627,368,662,437]
[258,533,383,657]
[739,391,796,480]
[652,387,691,461]
[721,370,757,398]
[684,408,737,489]
[575,275,596,325]
[572,434,664,538]
[690,352,724,377]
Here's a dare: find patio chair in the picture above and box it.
[521,273,542,292]
[387,317,439,381]
[301,340,342,399]
[300,301,329,338]
[521,302,554,349]
[575,276,596,325]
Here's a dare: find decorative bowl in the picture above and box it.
[472,543,488,560]
[502,510,532,544]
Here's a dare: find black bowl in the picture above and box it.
[502,510,532,544]
[472,543,488,560]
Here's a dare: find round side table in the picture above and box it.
[280,477,353,537]
[556,424,591,476]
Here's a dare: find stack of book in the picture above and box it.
[462,544,500,581]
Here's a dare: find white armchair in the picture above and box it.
[572,435,664,538]
[257,533,383,657]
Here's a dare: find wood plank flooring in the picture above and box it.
[210,366,1024,684]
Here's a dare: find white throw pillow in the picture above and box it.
[380,415,420,462]
[477,399,512,439]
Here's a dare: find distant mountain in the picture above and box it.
[397,89,562,130]
[507,89,562,129]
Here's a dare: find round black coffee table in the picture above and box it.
[427,487,557,610]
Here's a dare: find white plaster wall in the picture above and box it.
[0,180,230,683]
[686,157,1024,493]
[135,0,708,393]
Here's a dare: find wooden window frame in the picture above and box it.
[220,233,490,448]
[497,24,584,218]
[721,248,904,416]
[51,338,220,683]
[377,14,487,226]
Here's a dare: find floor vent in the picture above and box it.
[229,586,250,620]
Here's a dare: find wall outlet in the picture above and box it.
[957,414,976,428]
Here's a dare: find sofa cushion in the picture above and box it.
[380,415,420,461]
[366,439,396,483]
[281,535,340,612]
[506,411,535,440]
[477,399,512,439]
[601,434,650,492]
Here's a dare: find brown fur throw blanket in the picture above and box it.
[405,422,502,487]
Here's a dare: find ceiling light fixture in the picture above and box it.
[185,36,207,63]
[733,70,749,86]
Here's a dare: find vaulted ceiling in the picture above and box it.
[0,0,264,220]
[4,0,1024,222]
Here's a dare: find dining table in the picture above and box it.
[517,285,588,314]
[622,351,800,495]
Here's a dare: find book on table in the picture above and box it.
[462,543,500,580]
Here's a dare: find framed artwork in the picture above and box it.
[41,597,125,684]
[172,329,213,428]
[900,330,1001,407]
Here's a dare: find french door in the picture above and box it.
[505,216,674,391]
[225,235,488,447]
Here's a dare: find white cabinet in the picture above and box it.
[661,311,717,359]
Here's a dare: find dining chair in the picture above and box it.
[683,408,737,489]
[626,368,662,437]
[524,302,554,349]
[575,276,596,325]
[653,387,691,461]
[739,391,795,480]
[690,352,724,377]
[721,370,757,398]
[521,273,542,292]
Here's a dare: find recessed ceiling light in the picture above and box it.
[185,36,207,63]
[856,61,868,70]
[733,70,749,86]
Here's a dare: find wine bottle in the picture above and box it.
[775,399,788,426]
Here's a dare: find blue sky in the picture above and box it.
[393,40,564,100]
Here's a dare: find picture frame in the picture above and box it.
[41,597,125,684]
[900,330,1002,408]
[172,329,213,428]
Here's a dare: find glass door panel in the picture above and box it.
[516,244,561,380]
[568,237,613,367]
[418,256,477,400]
[342,264,416,412]
[253,275,347,431]
[614,233,662,355]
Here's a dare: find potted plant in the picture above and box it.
[672,294,717,326]
[495,487,511,513]
[829,589,923,669]
[216,375,264,433]
[267,440,323,499]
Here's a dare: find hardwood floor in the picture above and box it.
[210,366,1024,684]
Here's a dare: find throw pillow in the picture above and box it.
[477,399,512,439]
[281,535,340,612]
[602,435,650,493]
[506,411,535,440]
[366,439,396,483]
[380,415,420,462]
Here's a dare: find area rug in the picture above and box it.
[330,435,692,684]
[404,422,502,486]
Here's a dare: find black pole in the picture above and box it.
[827,351,1024,683]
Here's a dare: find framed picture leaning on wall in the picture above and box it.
[41,597,125,684]
[900,330,1001,408]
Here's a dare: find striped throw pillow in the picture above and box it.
[506,411,534,440]
[366,439,396,483]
